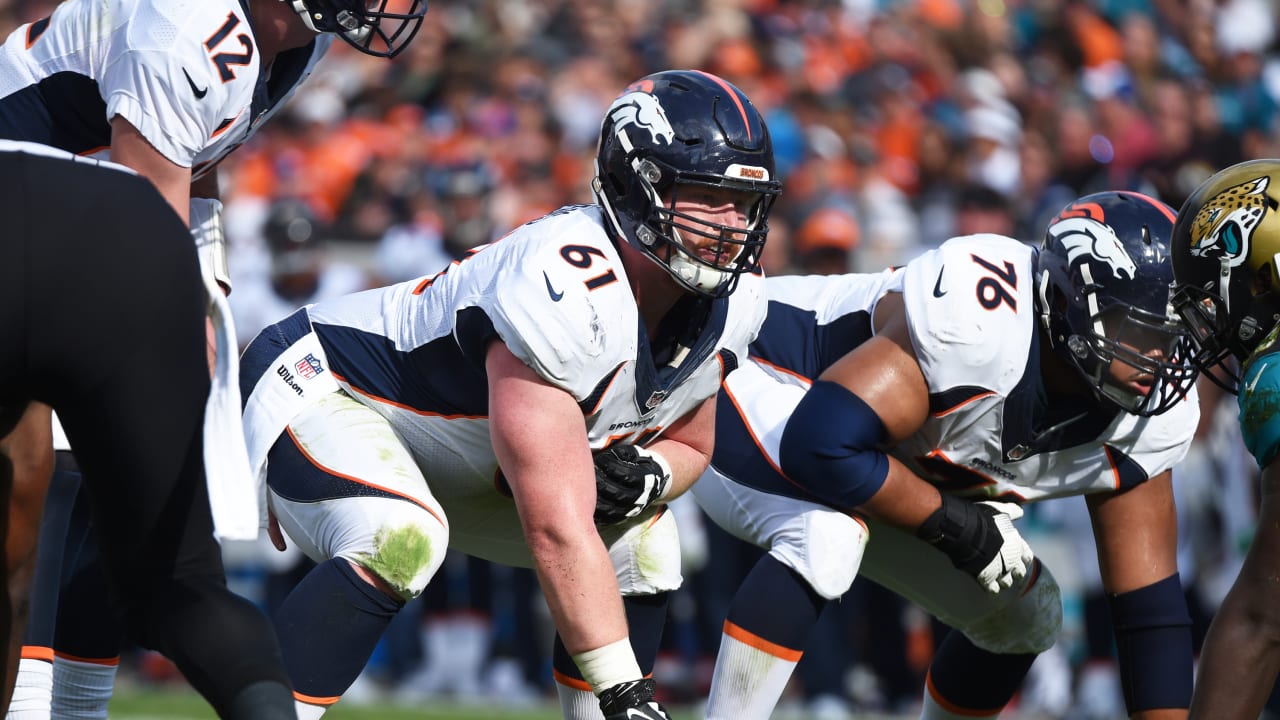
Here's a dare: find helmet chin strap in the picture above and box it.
[667,226,733,293]
[669,252,729,292]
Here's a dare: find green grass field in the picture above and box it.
[104,686,926,719]
[108,686,571,719]
[104,681,924,719]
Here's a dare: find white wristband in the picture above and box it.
[637,446,674,502]
[572,637,643,696]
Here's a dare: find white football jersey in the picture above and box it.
[718,234,1197,505]
[292,204,764,511]
[0,0,330,176]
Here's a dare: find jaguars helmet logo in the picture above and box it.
[1188,175,1270,269]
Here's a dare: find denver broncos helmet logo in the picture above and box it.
[1188,175,1270,269]
[1047,216,1138,280]
[606,91,675,147]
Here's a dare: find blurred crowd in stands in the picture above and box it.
[2,0,1275,716]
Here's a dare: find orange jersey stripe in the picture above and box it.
[748,356,812,386]
[283,426,447,528]
[332,372,487,420]
[932,390,995,418]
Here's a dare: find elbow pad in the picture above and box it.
[190,197,231,295]
[778,380,889,509]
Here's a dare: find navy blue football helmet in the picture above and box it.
[593,70,781,298]
[1034,191,1197,416]
[286,0,426,58]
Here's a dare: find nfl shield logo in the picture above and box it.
[295,353,324,379]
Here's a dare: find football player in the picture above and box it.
[691,190,1199,720]
[1169,160,1280,719]
[0,1,428,717]
[238,70,780,720]
[0,140,293,718]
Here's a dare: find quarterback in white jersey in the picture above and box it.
[0,141,305,718]
[693,191,1201,720]
[240,70,781,720]
[0,1,428,718]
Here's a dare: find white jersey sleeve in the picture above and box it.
[103,1,258,167]
[902,234,1037,397]
[466,210,634,403]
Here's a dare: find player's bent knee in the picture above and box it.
[962,560,1061,655]
[775,510,868,600]
[343,510,449,600]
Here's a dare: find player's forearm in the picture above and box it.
[645,394,715,500]
[1190,611,1278,717]
[525,526,629,654]
[1189,573,1280,718]
[645,438,709,500]
[858,458,942,530]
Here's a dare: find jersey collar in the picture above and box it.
[631,295,728,415]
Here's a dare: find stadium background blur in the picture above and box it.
[0,0,1271,717]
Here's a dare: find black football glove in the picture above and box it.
[599,678,672,720]
[593,445,672,526]
[916,493,1034,594]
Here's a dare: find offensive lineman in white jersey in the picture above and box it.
[691,191,1200,720]
[238,70,780,720]
[0,1,427,717]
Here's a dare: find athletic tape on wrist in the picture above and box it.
[572,637,644,696]
[638,446,674,501]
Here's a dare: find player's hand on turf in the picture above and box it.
[599,678,672,720]
[593,445,672,526]
[267,509,288,552]
[917,494,1034,594]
